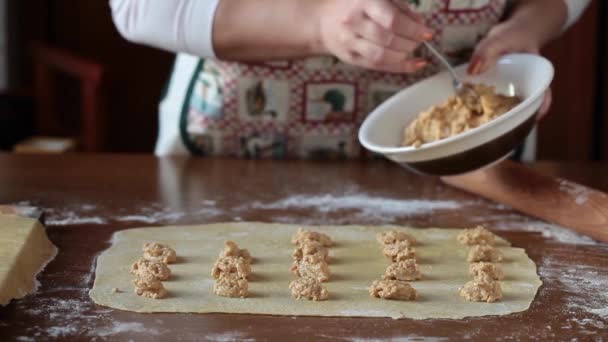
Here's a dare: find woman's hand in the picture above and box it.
[468,21,540,76]
[468,22,552,120]
[468,0,569,120]
[468,21,552,121]
[316,0,434,73]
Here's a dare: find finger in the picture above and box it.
[351,52,428,73]
[390,1,425,23]
[352,38,411,65]
[364,0,433,41]
[467,55,483,75]
[469,30,540,75]
[468,37,505,75]
[371,58,429,73]
[352,18,420,53]
[537,89,552,122]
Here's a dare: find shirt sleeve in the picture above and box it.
[109,0,220,58]
[562,0,591,30]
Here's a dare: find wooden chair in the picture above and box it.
[29,43,106,152]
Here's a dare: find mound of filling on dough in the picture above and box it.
[289,277,329,301]
[289,230,334,299]
[469,262,504,282]
[468,245,503,263]
[291,255,331,282]
[376,230,416,246]
[382,241,417,262]
[133,274,168,299]
[459,279,503,303]
[131,258,172,281]
[214,273,249,298]
[457,226,496,246]
[402,83,521,148]
[142,242,177,264]
[291,228,333,247]
[211,256,252,279]
[219,240,252,264]
[382,259,421,281]
[292,240,329,262]
[369,280,418,301]
[212,241,252,298]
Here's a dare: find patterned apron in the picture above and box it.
[179,0,508,159]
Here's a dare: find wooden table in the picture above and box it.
[0,153,606,341]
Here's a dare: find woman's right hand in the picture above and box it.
[315,0,434,73]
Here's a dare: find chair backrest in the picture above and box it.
[31,43,105,152]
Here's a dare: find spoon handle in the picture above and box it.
[423,41,461,83]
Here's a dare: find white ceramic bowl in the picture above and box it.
[359,53,554,175]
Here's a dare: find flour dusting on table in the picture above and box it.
[45,210,108,226]
[539,255,608,330]
[16,294,166,339]
[490,219,599,245]
[349,337,449,342]
[558,178,605,206]
[10,200,225,226]
[96,322,159,337]
[246,194,470,215]
[206,332,256,342]
[14,192,605,247]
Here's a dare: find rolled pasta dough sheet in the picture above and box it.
[0,215,58,306]
[89,222,542,319]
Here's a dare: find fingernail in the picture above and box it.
[468,59,483,75]
[410,12,425,23]
[467,59,480,75]
[421,31,434,41]
[474,60,485,75]
[415,60,428,68]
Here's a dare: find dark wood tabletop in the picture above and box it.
[0,153,606,341]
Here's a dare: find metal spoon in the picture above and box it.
[422,41,481,110]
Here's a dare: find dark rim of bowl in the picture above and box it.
[399,112,537,176]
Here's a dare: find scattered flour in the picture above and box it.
[349,337,449,342]
[11,200,224,226]
[116,212,186,224]
[14,254,163,340]
[205,332,256,342]
[96,322,159,337]
[80,204,97,211]
[10,200,35,207]
[539,256,608,330]
[490,219,600,246]
[45,211,108,226]
[18,297,92,337]
[246,194,471,216]
[243,193,604,246]
[590,307,608,318]
[557,178,605,206]
[15,337,35,342]
[81,254,98,286]
[15,193,604,247]
[46,326,78,338]
[17,295,164,339]
[339,309,394,317]
[114,204,223,224]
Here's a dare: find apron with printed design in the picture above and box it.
[180,0,508,159]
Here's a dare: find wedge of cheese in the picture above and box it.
[0,214,57,305]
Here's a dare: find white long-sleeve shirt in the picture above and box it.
[108,0,591,158]
[110,0,590,60]
[110,0,220,58]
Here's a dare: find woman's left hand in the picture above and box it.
[468,21,552,120]
[537,89,552,121]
